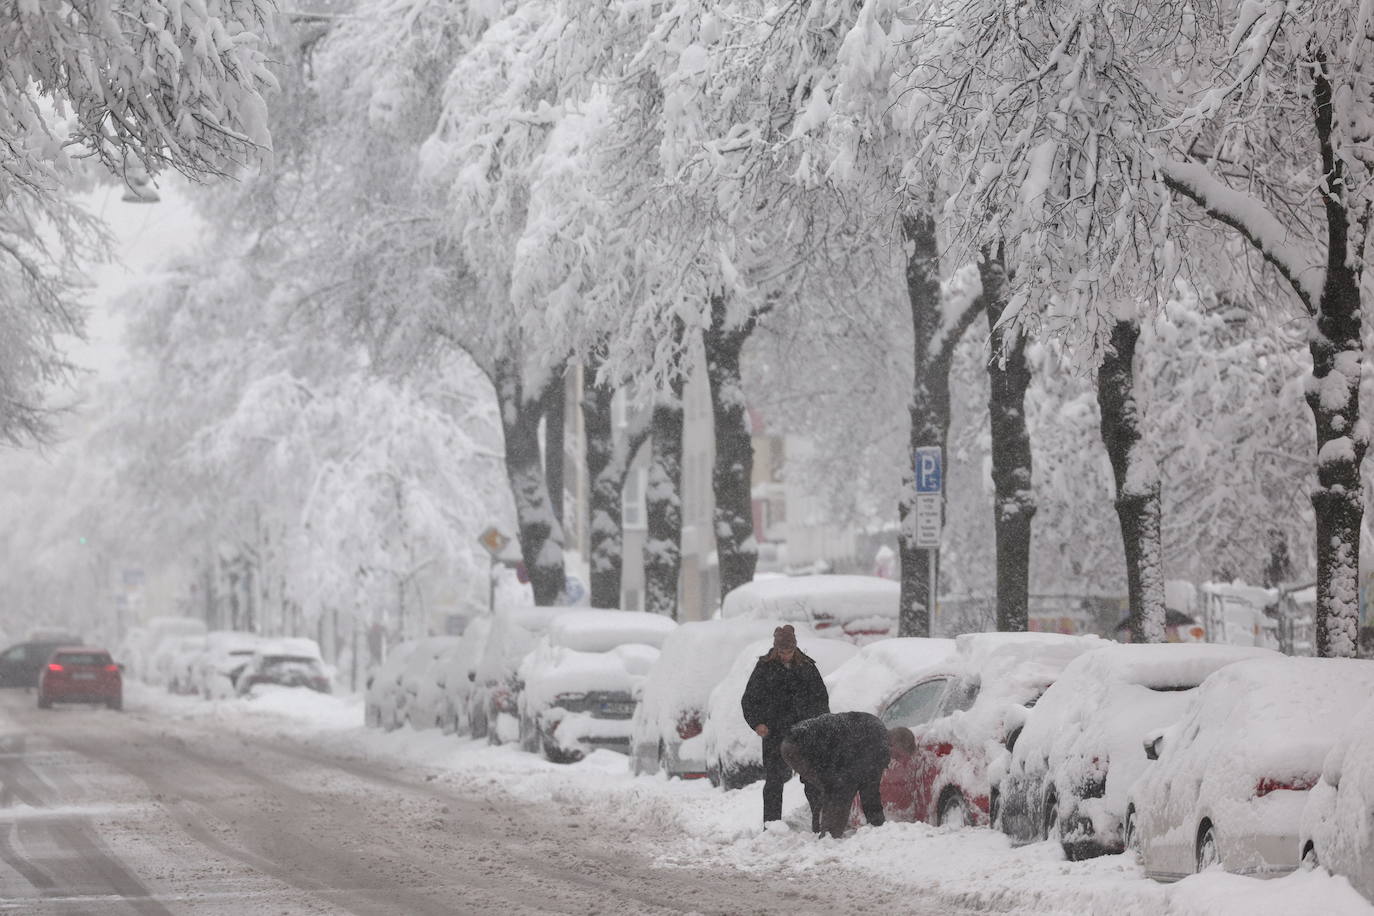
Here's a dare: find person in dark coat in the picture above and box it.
[781,711,898,839]
[740,625,830,825]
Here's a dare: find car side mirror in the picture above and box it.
[1144,734,1164,761]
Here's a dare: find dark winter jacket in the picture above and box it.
[780,711,891,790]
[741,652,830,736]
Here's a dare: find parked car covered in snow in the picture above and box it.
[164,635,210,694]
[701,631,858,789]
[236,637,330,695]
[997,643,1274,859]
[866,632,1103,828]
[1128,657,1374,881]
[435,617,492,735]
[403,636,468,730]
[364,636,453,730]
[1300,695,1374,902]
[518,610,676,763]
[630,618,783,779]
[397,636,462,728]
[191,631,263,698]
[472,606,573,744]
[719,575,899,644]
[134,616,206,684]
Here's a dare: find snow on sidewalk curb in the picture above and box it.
[134,683,1374,916]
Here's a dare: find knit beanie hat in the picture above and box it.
[773,625,798,651]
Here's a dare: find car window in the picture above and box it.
[53,652,111,666]
[2,646,27,662]
[881,677,951,728]
[941,677,979,714]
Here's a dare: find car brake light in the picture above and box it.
[105,664,119,673]
[1255,776,1317,797]
[47,663,63,672]
[676,713,703,740]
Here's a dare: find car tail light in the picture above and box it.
[676,712,703,740]
[1255,776,1317,797]
[47,663,63,673]
[104,664,119,673]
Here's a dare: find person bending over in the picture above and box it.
[781,710,905,839]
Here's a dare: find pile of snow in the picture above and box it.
[719,575,899,643]
[125,679,1374,916]
[519,643,661,712]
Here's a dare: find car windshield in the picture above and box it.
[54,653,111,666]
[263,655,319,672]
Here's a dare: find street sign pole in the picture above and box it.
[914,446,943,632]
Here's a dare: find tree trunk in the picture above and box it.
[704,293,758,605]
[982,248,1036,632]
[543,370,565,529]
[898,212,982,637]
[1308,61,1366,658]
[1097,320,1167,643]
[582,361,622,608]
[645,372,686,619]
[494,357,566,606]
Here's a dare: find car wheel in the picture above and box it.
[1301,842,1318,871]
[37,695,52,709]
[107,697,122,711]
[938,790,971,828]
[1124,806,1141,863]
[1196,822,1219,872]
[707,762,722,789]
[1042,793,1060,842]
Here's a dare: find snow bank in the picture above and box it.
[127,682,1374,916]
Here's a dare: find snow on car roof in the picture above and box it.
[256,637,323,660]
[826,637,958,714]
[718,575,898,626]
[1184,657,1374,775]
[1009,643,1279,811]
[545,610,677,652]
[1051,642,1276,689]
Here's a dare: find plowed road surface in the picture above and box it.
[0,691,964,915]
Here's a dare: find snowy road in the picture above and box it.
[0,690,964,915]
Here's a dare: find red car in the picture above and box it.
[854,633,1102,827]
[38,647,122,710]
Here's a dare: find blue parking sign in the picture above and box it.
[915,446,942,494]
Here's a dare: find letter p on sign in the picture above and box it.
[915,447,942,494]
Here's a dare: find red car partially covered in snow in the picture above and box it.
[830,632,1102,828]
[38,646,123,710]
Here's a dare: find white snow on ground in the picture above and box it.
[132,682,1374,915]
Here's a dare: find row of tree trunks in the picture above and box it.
[981,249,1036,633]
[1096,320,1167,643]
[493,356,566,607]
[704,293,760,604]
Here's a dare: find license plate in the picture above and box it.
[599,702,634,716]
[73,673,95,680]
